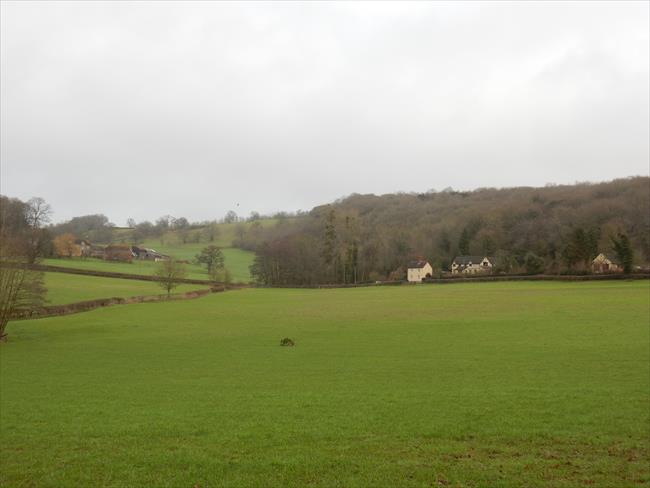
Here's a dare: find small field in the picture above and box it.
[1,281,648,487]
[42,246,253,283]
[48,221,268,283]
[139,219,280,251]
[136,242,255,282]
[42,257,208,280]
[43,272,208,305]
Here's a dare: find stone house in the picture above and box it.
[407,260,433,282]
[451,256,495,274]
[591,253,622,273]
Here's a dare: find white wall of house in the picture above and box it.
[407,263,433,282]
[462,264,483,274]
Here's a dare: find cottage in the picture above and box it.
[451,256,494,274]
[407,260,433,282]
[592,253,621,273]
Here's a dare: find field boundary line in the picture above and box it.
[421,273,650,284]
[258,273,650,289]
[0,261,245,286]
[9,286,234,321]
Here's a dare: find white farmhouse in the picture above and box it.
[407,260,433,282]
[451,256,495,274]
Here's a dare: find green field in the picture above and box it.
[139,219,280,250]
[1,281,648,487]
[56,221,274,283]
[42,247,253,283]
[44,272,208,305]
[42,257,209,281]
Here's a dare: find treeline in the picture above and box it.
[0,194,297,253]
[122,210,307,246]
[3,176,649,288]
[247,177,650,285]
[53,211,305,247]
[0,196,49,337]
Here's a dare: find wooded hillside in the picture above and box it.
[248,177,650,285]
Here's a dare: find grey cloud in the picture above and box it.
[1,1,648,224]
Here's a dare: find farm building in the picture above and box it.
[451,256,495,274]
[592,253,622,273]
[132,246,169,261]
[407,260,433,282]
[89,244,106,259]
[104,244,133,262]
[75,239,92,257]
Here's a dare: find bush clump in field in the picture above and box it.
[280,337,295,347]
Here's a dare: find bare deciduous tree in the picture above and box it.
[0,240,46,340]
[25,197,52,229]
[154,259,187,297]
[24,197,53,264]
[223,210,238,224]
[202,222,220,242]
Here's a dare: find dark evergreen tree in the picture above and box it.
[321,209,338,281]
[458,227,471,255]
[563,227,597,270]
[611,232,634,274]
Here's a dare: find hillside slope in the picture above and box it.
[247,177,650,284]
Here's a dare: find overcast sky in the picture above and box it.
[1,1,648,224]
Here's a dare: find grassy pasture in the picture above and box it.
[42,247,253,283]
[1,281,648,487]
[139,219,280,250]
[43,272,208,305]
[42,257,208,280]
[135,245,254,282]
[55,221,271,283]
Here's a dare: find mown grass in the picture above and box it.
[1,281,648,487]
[43,272,208,305]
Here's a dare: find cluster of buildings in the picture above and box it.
[65,240,169,262]
[406,253,622,283]
[407,255,497,282]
